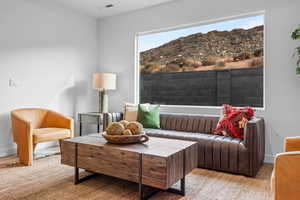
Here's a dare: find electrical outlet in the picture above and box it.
[9,78,17,87]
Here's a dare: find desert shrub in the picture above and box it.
[233,52,251,61]
[161,64,182,73]
[161,48,173,56]
[168,58,182,67]
[216,61,226,67]
[248,57,263,68]
[191,62,202,68]
[201,56,217,66]
[182,66,195,72]
[182,58,202,68]
[254,49,263,57]
[169,58,194,67]
[184,59,196,66]
[140,65,145,72]
[223,57,234,63]
[149,55,158,62]
[167,58,202,68]
[141,64,162,74]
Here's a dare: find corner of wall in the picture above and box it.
[264,154,274,164]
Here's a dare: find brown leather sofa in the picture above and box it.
[271,136,300,200]
[104,112,265,177]
[11,108,74,166]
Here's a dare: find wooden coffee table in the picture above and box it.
[60,133,198,200]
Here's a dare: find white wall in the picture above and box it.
[98,0,300,163]
[0,0,99,156]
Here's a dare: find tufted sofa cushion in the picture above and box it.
[144,128,250,175]
[160,113,219,134]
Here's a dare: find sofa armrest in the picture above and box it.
[284,136,300,152]
[244,117,265,149]
[103,112,123,130]
[44,110,74,138]
[243,117,265,176]
[272,152,300,200]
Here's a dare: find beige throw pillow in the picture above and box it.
[123,103,149,121]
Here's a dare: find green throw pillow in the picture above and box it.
[137,104,160,129]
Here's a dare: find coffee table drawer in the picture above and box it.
[142,143,198,190]
[142,154,168,189]
[60,141,76,166]
[77,143,140,183]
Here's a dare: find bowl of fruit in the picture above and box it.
[102,120,149,144]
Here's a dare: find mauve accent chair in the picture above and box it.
[11,108,74,166]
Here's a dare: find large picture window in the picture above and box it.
[137,14,264,108]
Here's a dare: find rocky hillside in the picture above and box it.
[140,25,263,73]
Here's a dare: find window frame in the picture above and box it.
[134,10,266,110]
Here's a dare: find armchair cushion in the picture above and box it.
[43,110,74,138]
[33,128,71,143]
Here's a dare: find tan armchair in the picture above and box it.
[271,136,300,200]
[11,108,74,166]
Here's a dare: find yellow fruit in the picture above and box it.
[126,121,143,135]
[122,129,132,135]
[119,120,129,128]
[106,122,125,135]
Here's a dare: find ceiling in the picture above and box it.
[54,0,177,18]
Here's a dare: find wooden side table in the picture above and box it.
[78,112,104,136]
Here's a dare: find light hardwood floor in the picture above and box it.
[0,154,272,200]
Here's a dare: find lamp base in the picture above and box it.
[99,90,108,113]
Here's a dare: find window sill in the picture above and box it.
[156,104,265,111]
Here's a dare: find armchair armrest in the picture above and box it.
[272,152,300,200]
[11,112,33,165]
[11,112,33,143]
[44,111,74,138]
[103,112,123,130]
[284,136,300,152]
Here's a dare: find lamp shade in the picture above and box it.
[93,73,116,90]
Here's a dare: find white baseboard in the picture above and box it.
[264,154,275,164]
[0,142,59,158]
[0,146,16,157]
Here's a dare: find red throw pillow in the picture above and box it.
[223,104,237,116]
[214,105,255,139]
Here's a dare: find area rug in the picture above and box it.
[0,154,272,200]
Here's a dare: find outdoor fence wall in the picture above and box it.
[140,68,263,107]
